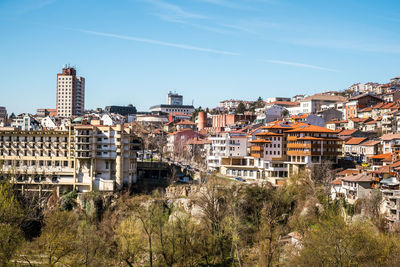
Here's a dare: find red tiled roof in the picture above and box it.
[345,137,367,145]
[337,169,360,176]
[382,102,396,109]
[331,179,342,185]
[368,153,392,159]
[360,140,380,146]
[359,107,372,112]
[268,101,300,106]
[285,124,336,133]
[249,139,272,143]
[372,102,385,109]
[186,138,211,145]
[255,132,284,136]
[349,117,371,123]
[375,165,390,174]
[338,129,358,136]
[380,133,400,141]
[341,173,373,182]
[303,94,347,102]
[176,120,196,125]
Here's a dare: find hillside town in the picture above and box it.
[1,66,400,228]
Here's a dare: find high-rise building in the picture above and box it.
[56,66,85,117]
[167,92,183,105]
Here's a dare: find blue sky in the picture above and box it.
[1,0,400,114]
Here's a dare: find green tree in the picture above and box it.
[256,96,264,108]
[235,102,246,114]
[33,210,78,266]
[0,183,24,265]
[116,216,147,266]
[289,213,400,266]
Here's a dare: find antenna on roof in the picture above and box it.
[192,99,194,106]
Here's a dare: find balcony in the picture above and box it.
[287,143,311,149]
[251,146,264,152]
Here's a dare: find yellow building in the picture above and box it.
[0,124,141,194]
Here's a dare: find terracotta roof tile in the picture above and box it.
[345,137,367,145]
[338,129,358,136]
[285,124,336,133]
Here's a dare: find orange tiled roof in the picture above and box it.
[349,117,370,123]
[380,133,400,141]
[303,94,346,102]
[359,107,372,112]
[255,132,284,136]
[338,129,358,136]
[368,153,392,159]
[268,101,300,106]
[249,139,272,143]
[285,124,336,133]
[360,140,380,146]
[337,169,360,176]
[297,136,324,141]
[341,173,373,182]
[176,120,196,125]
[345,137,367,145]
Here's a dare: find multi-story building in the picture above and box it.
[207,131,248,170]
[222,122,343,184]
[167,92,183,105]
[0,106,7,126]
[11,114,41,131]
[167,129,199,158]
[150,92,194,115]
[56,66,85,117]
[285,124,342,176]
[299,94,346,114]
[345,93,383,120]
[219,99,245,111]
[0,124,141,194]
[266,97,291,103]
[212,114,256,129]
[380,133,400,153]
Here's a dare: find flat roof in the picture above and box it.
[149,104,195,109]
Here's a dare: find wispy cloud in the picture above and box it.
[292,38,400,54]
[264,59,339,72]
[76,29,240,56]
[143,0,207,22]
[196,0,253,10]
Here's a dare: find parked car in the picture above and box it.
[235,177,246,182]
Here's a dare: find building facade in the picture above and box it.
[207,131,248,170]
[167,92,183,105]
[56,66,85,117]
[0,124,141,194]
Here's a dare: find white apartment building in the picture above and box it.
[207,131,248,170]
[348,83,366,93]
[56,66,85,117]
[380,133,400,153]
[0,124,141,194]
[299,94,346,114]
